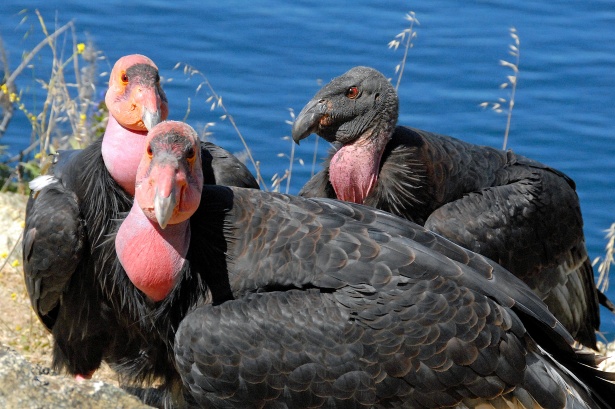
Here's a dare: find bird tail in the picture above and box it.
[598,290,615,313]
[544,344,615,409]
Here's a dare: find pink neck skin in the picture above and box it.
[101,115,148,196]
[115,203,191,302]
[329,130,390,204]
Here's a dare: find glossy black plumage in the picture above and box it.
[22,137,258,392]
[172,185,615,408]
[293,66,607,349]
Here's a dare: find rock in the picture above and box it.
[0,345,153,409]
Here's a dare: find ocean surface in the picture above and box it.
[2,1,614,339]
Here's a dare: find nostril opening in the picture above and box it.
[175,172,188,187]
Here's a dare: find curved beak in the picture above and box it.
[134,84,165,131]
[154,185,176,230]
[291,99,326,144]
[142,107,162,131]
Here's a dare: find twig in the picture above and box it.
[310,136,319,178]
[388,12,419,91]
[3,19,73,90]
[2,140,39,164]
[284,109,297,194]
[0,39,16,137]
[0,231,23,274]
[175,62,268,189]
[0,17,74,142]
[595,222,615,293]
[480,27,520,150]
[285,141,295,194]
[501,28,520,150]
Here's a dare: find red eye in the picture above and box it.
[345,86,359,99]
[186,147,196,161]
[146,144,153,157]
[121,72,129,84]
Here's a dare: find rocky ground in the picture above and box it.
[0,192,151,408]
[0,190,613,408]
[0,346,151,408]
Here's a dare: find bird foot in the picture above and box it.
[75,371,95,381]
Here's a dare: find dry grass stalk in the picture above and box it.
[0,10,104,193]
[174,62,270,189]
[0,10,613,392]
[594,222,615,293]
[388,11,419,91]
[271,108,304,194]
[0,12,115,382]
[480,27,520,150]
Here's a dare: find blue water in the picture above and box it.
[2,1,614,339]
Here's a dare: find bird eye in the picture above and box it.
[186,147,196,160]
[345,86,359,99]
[121,72,129,84]
[146,144,153,157]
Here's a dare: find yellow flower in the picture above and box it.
[0,252,7,258]
[9,92,17,103]
[77,43,86,54]
[15,325,21,331]
[0,84,7,94]
[10,292,17,300]
[34,152,42,159]
[11,260,20,267]
[80,113,87,123]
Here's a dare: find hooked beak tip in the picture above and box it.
[143,108,162,131]
[291,99,325,144]
[154,187,176,229]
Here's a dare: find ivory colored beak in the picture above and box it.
[154,185,176,229]
[143,107,162,131]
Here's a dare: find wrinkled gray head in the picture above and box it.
[292,66,399,145]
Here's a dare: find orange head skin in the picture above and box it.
[102,54,169,195]
[115,121,203,302]
[116,121,204,301]
[135,121,204,229]
[105,54,169,131]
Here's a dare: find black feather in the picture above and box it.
[170,185,615,408]
[22,137,258,405]
[295,66,606,349]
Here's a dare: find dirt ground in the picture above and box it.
[0,192,118,385]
